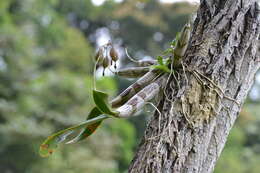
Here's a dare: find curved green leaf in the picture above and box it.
[93,89,118,116]
[66,107,104,144]
[67,90,120,144]
[39,114,109,157]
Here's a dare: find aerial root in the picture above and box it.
[163,58,176,102]
[180,96,194,126]
[164,63,240,125]
[192,69,240,105]
[181,61,189,85]
[163,68,182,103]
[180,63,240,106]
[145,102,162,135]
[145,103,169,145]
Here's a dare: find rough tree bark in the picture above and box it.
[129,0,259,173]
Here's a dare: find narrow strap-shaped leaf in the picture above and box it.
[116,74,168,118]
[116,66,150,78]
[66,89,121,144]
[110,70,160,108]
[66,107,104,144]
[66,122,101,144]
[39,114,109,157]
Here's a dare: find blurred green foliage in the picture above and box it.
[215,103,260,173]
[0,0,259,173]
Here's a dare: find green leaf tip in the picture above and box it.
[39,113,109,157]
[39,89,120,157]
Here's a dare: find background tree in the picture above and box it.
[0,0,259,173]
[129,0,259,172]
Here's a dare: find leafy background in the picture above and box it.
[0,0,259,172]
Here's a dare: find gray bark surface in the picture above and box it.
[129,0,260,173]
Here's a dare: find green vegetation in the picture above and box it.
[0,0,259,172]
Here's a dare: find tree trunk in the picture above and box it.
[129,0,259,173]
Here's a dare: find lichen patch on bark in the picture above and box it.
[180,75,219,126]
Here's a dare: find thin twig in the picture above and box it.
[181,61,189,85]
[146,102,162,136]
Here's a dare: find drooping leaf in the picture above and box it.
[68,90,120,144]
[39,114,109,157]
[66,107,104,144]
[93,89,118,116]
